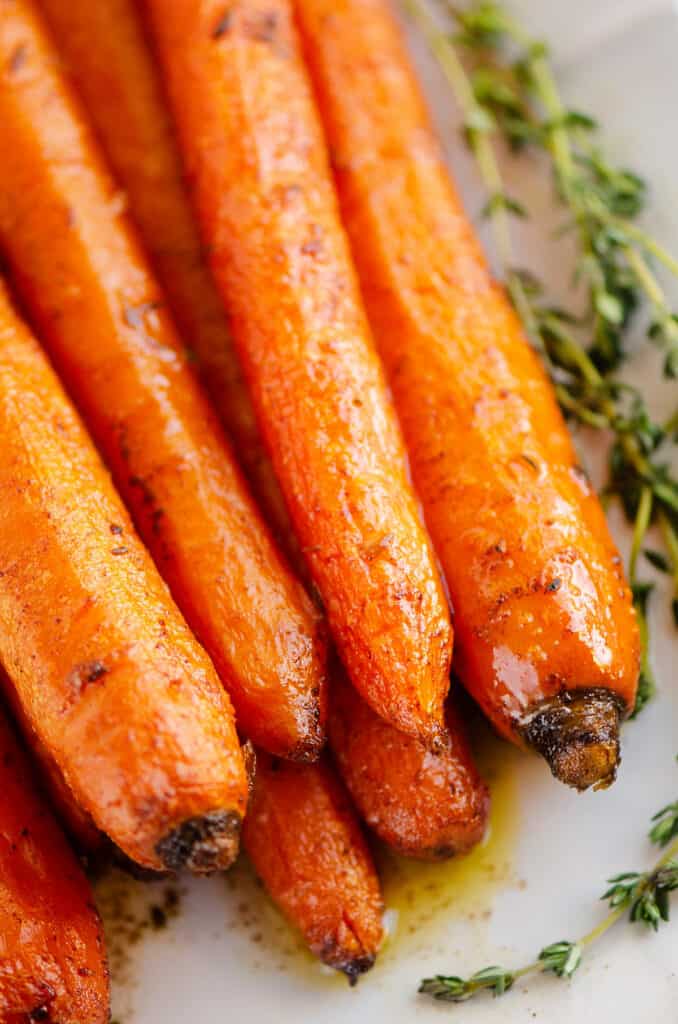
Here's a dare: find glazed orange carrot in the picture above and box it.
[37,0,296,561]
[144,0,453,749]
[0,709,110,1023]
[0,279,248,872]
[0,0,327,761]
[329,667,489,859]
[243,753,383,981]
[294,0,640,790]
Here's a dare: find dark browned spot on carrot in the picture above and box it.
[522,688,624,791]
[67,660,109,697]
[211,9,232,38]
[318,940,376,985]
[545,577,562,592]
[26,983,56,1022]
[111,546,128,556]
[109,523,123,535]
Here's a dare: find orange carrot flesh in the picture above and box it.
[242,753,384,981]
[294,0,640,789]
[37,0,296,561]
[329,667,489,859]
[0,0,328,760]
[0,279,248,872]
[144,0,453,749]
[0,710,110,1024]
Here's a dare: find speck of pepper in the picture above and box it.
[111,546,129,556]
[109,523,123,535]
[68,660,109,696]
[28,1007,50,1022]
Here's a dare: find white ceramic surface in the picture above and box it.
[104,2,678,1020]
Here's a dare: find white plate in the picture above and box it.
[101,2,678,1020]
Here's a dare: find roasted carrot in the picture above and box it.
[294,0,640,790]
[36,0,296,561]
[243,753,383,981]
[144,0,453,749]
[329,667,489,859]
[0,709,110,1023]
[0,0,327,761]
[0,278,248,872]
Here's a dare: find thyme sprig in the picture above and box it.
[420,795,678,1003]
[405,0,678,716]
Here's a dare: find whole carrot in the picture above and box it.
[144,0,453,749]
[0,709,110,1024]
[0,0,327,761]
[0,279,248,872]
[37,0,295,560]
[294,0,640,790]
[242,753,384,981]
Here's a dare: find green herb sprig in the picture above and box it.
[405,0,678,716]
[420,793,678,1003]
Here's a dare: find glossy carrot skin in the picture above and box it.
[37,0,295,560]
[0,711,110,1023]
[294,0,639,786]
[0,0,327,761]
[0,281,248,872]
[243,753,383,981]
[329,668,489,859]
[145,0,453,748]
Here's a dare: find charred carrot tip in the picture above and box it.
[155,809,242,874]
[521,688,624,791]
[335,953,377,986]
